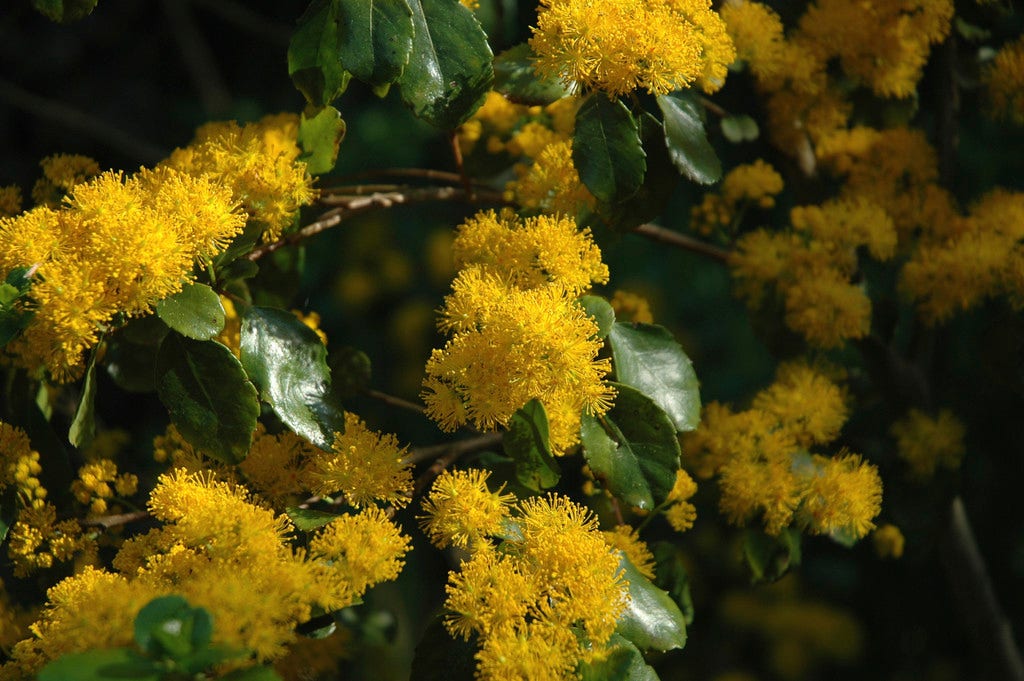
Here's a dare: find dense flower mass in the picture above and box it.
[985,35,1024,124]
[530,0,736,96]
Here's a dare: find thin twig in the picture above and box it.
[364,388,426,415]
[0,79,165,164]
[451,132,475,200]
[698,96,730,119]
[408,432,504,483]
[631,223,731,263]
[80,510,150,529]
[328,167,476,187]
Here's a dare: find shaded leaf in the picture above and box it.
[286,506,343,531]
[574,94,646,204]
[398,0,494,129]
[222,667,286,681]
[609,322,701,432]
[504,399,560,491]
[38,649,159,681]
[31,0,97,22]
[240,306,346,450]
[329,346,372,399]
[156,283,225,341]
[743,527,802,583]
[580,383,680,510]
[409,616,477,681]
[580,634,660,681]
[578,295,615,340]
[721,115,759,143]
[493,43,570,105]
[135,595,212,659]
[651,541,695,625]
[336,0,415,86]
[299,105,347,175]
[289,0,350,107]
[657,92,721,185]
[68,350,98,448]
[615,552,687,652]
[155,333,259,465]
[599,111,679,231]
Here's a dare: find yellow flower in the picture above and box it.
[308,506,411,597]
[6,503,96,577]
[752,362,848,447]
[531,0,735,96]
[602,525,657,578]
[0,185,22,217]
[419,468,514,549]
[240,425,319,506]
[444,547,538,639]
[872,523,905,559]
[30,154,101,207]
[506,140,596,217]
[985,35,1024,124]
[664,469,699,533]
[799,452,882,539]
[890,408,965,479]
[610,290,654,324]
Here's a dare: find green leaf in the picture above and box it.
[720,115,759,143]
[397,0,494,129]
[608,322,701,432]
[289,0,351,108]
[580,635,660,681]
[155,333,259,465]
[573,93,646,205]
[156,283,225,341]
[615,552,687,652]
[743,527,802,583]
[299,105,347,175]
[221,666,286,681]
[0,267,35,348]
[578,295,615,340]
[409,616,477,681]
[657,92,721,185]
[336,0,415,86]
[651,541,695,625]
[135,595,213,660]
[0,488,19,543]
[240,306,346,450]
[330,346,372,399]
[68,350,98,448]
[580,383,680,510]
[31,0,98,22]
[599,111,679,231]
[39,648,160,681]
[503,399,561,491]
[213,221,264,270]
[286,506,343,531]
[493,43,571,105]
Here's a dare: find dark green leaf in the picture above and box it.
[0,488,18,543]
[657,92,721,185]
[39,648,159,681]
[155,334,259,465]
[0,268,35,348]
[213,222,264,270]
[177,646,249,675]
[299,105,347,175]
[493,43,571,105]
[720,115,759,143]
[615,552,687,652]
[743,527,802,583]
[609,322,701,432]
[156,283,225,341]
[409,616,477,681]
[105,338,158,393]
[329,346,372,399]
[221,666,286,681]
[580,383,680,510]
[286,506,343,531]
[336,0,414,86]
[68,350,98,448]
[599,111,679,230]
[221,258,260,283]
[574,94,646,204]
[31,0,97,22]
[504,399,561,491]
[398,0,494,129]
[651,542,694,625]
[580,634,660,681]
[240,306,346,450]
[134,595,213,659]
[289,0,351,107]
[578,295,615,340]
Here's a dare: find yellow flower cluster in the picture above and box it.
[1,468,410,678]
[423,209,614,454]
[602,525,657,578]
[423,480,629,681]
[690,160,784,236]
[419,468,515,550]
[530,0,735,96]
[30,154,101,208]
[161,114,316,242]
[730,198,896,347]
[684,362,881,538]
[665,468,699,533]
[872,523,905,559]
[0,164,246,381]
[889,408,965,479]
[0,422,47,509]
[6,502,96,578]
[610,290,655,324]
[985,35,1024,124]
[71,459,138,516]
[0,186,22,217]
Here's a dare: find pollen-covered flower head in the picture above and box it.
[530,0,736,96]
[419,468,515,549]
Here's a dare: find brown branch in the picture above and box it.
[939,497,1024,681]
[698,96,730,119]
[327,167,476,187]
[409,432,505,488]
[451,132,474,200]
[363,388,426,416]
[80,510,150,529]
[631,223,731,263]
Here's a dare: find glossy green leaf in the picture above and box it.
[289,0,350,107]
[68,350,98,448]
[397,0,493,129]
[409,616,477,681]
[213,221,264,270]
[336,0,414,86]
[32,0,97,22]
[580,383,680,510]
[0,267,35,347]
[743,527,802,583]
[580,634,660,681]
[286,506,343,531]
[599,111,679,230]
[299,105,347,175]
[156,283,225,341]
[657,92,721,185]
[578,295,615,340]
[720,114,759,143]
[134,595,212,659]
[240,306,346,450]
[574,93,646,204]
[155,333,259,465]
[504,399,561,491]
[651,541,695,625]
[615,552,687,652]
[38,648,159,681]
[493,43,571,105]
[609,322,701,432]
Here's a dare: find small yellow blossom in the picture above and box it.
[0,422,48,509]
[872,523,905,559]
[6,503,97,577]
[602,526,657,578]
[240,425,319,506]
[752,362,848,447]
[665,469,699,533]
[420,468,514,549]
[610,290,654,324]
[985,36,1024,124]
[309,506,411,597]
[0,186,22,217]
[30,154,100,207]
[800,453,882,539]
[890,408,965,479]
